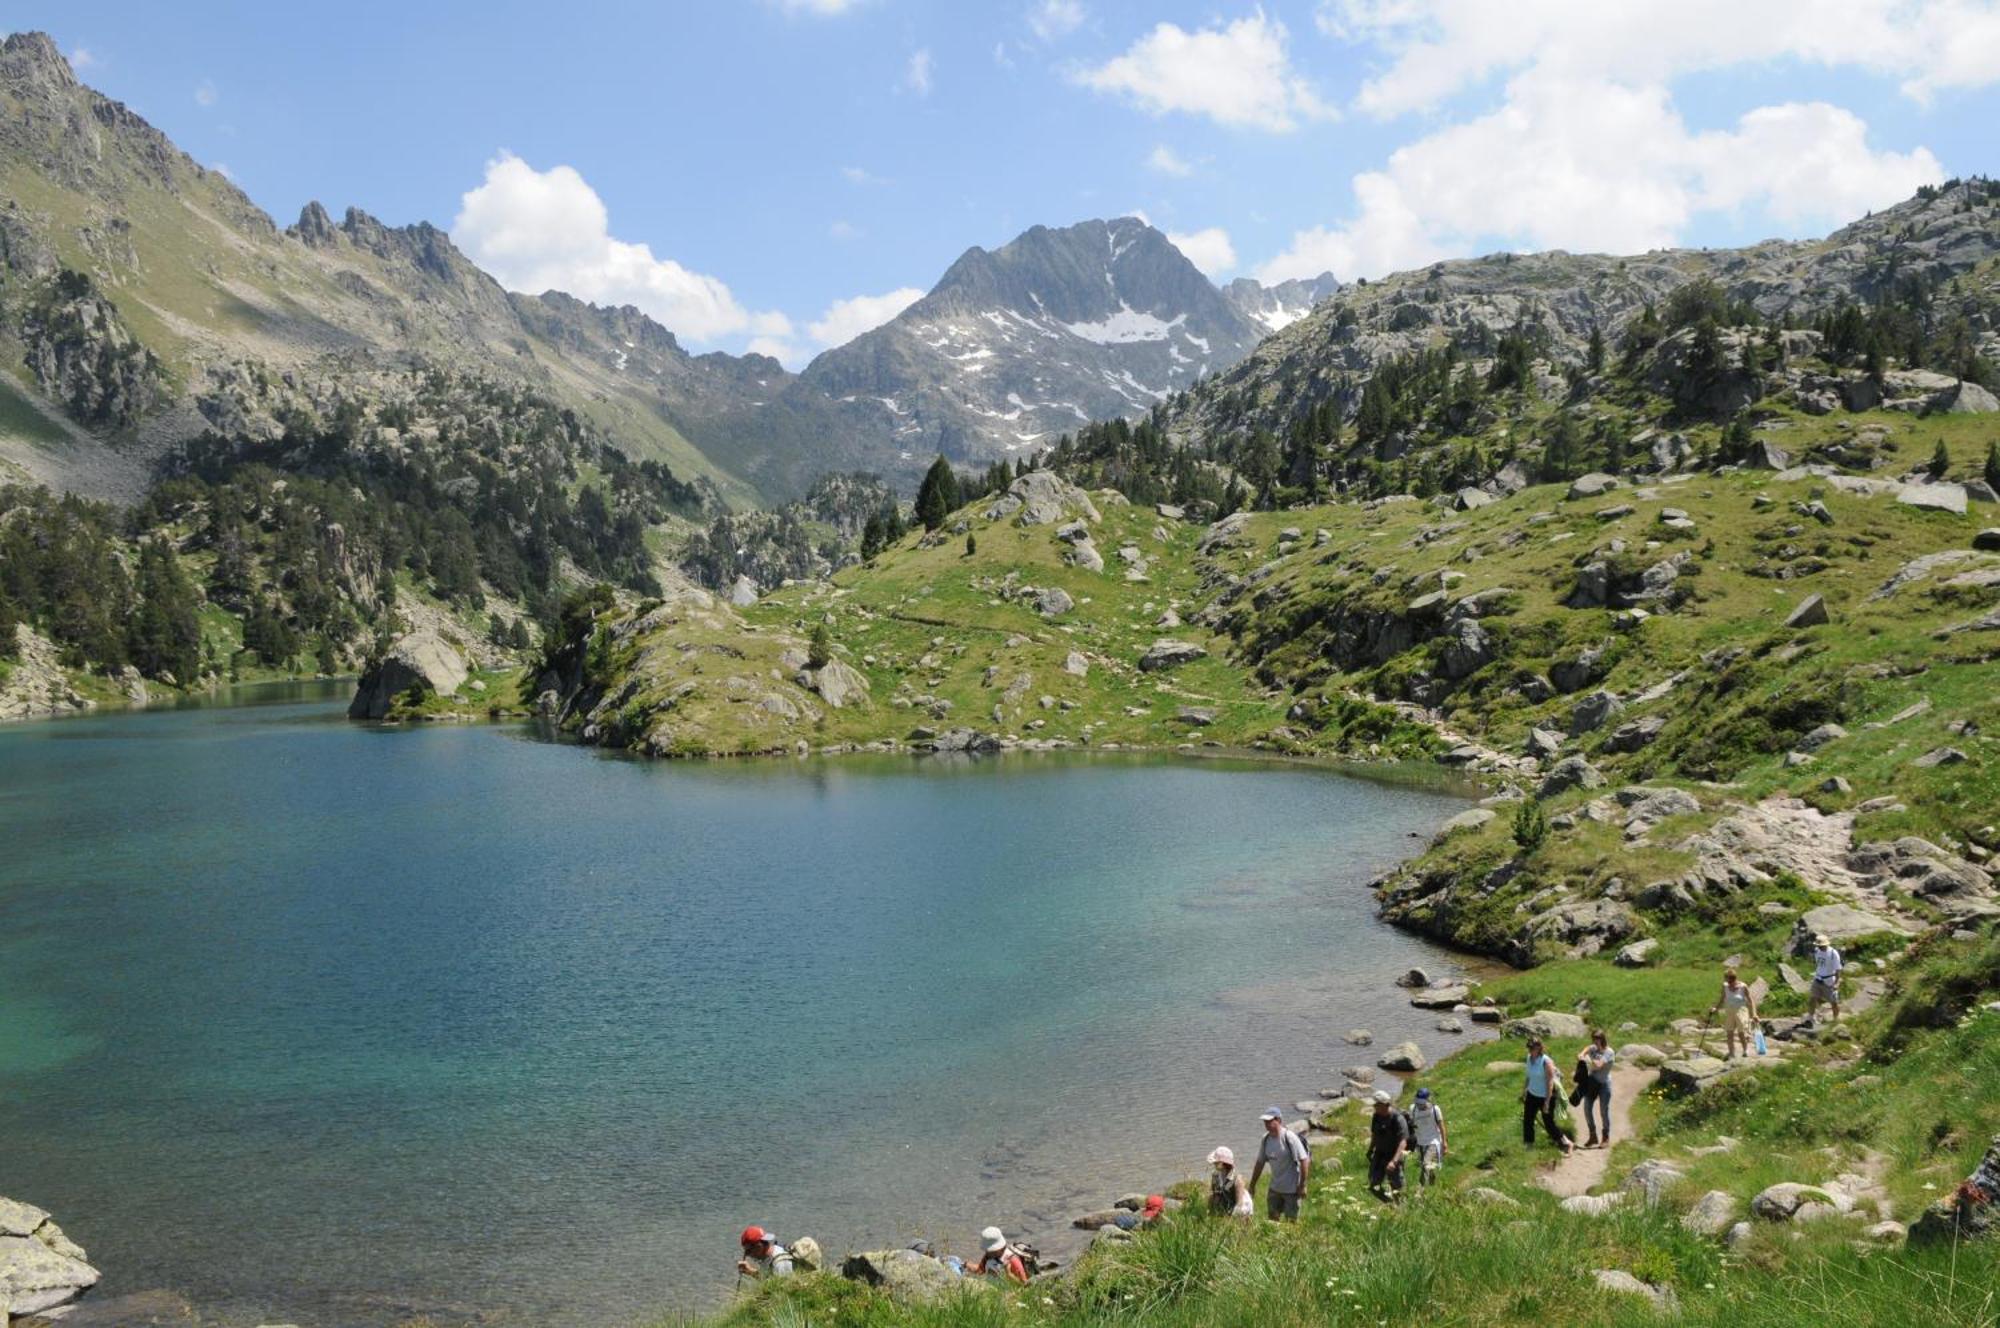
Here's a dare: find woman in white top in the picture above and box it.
[1710,967,1759,1060]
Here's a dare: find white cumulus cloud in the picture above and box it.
[68,46,98,70]
[1147,144,1194,177]
[1319,0,2000,115]
[193,78,217,107]
[1259,2,1964,282]
[808,287,926,349]
[1166,226,1236,277]
[905,48,934,96]
[1028,0,1086,41]
[770,0,868,15]
[1076,12,1333,132]
[452,152,791,347]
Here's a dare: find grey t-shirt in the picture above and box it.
[1259,1127,1310,1194]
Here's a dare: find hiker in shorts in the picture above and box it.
[1207,1146,1255,1217]
[736,1226,794,1279]
[1367,1090,1409,1202]
[1408,1086,1448,1184]
[971,1226,1030,1284]
[1711,967,1760,1059]
[1807,932,1843,1026]
[1247,1106,1311,1220]
[1522,1038,1574,1155]
[1580,1029,1615,1148]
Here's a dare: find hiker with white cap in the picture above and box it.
[1367,1089,1409,1202]
[970,1226,1030,1284]
[1807,931,1844,1027]
[1246,1106,1311,1220]
[1206,1145,1254,1217]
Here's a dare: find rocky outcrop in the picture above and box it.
[0,1195,100,1317]
[1137,639,1206,672]
[804,659,871,710]
[1516,898,1638,961]
[0,624,94,721]
[1907,1133,2000,1246]
[985,471,1101,527]
[19,271,166,431]
[348,630,470,719]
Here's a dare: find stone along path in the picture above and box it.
[1536,1066,1661,1199]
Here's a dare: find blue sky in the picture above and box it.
[18,1,2000,365]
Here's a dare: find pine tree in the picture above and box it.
[1513,798,1549,852]
[128,540,203,683]
[807,622,832,670]
[1986,439,2000,493]
[1930,438,1953,478]
[914,456,959,531]
[964,532,977,557]
[1586,323,1606,374]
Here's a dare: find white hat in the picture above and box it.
[1208,1145,1235,1167]
[1372,1089,1393,1105]
[1813,933,1831,947]
[981,1226,1007,1253]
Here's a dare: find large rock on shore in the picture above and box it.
[1504,1010,1590,1042]
[0,1196,100,1317]
[1138,639,1207,672]
[842,1248,990,1302]
[348,630,469,719]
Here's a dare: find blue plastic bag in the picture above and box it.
[1754,1027,1768,1056]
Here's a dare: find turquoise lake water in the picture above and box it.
[0,685,1472,1325]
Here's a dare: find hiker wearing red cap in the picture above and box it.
[736,1226,795,1279]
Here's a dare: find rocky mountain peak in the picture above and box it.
[291,201,339,247]
[0,32,77,91]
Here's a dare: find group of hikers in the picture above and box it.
[735,941,1847,1280]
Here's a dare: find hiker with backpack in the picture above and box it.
[1207,1146,1255,1218]
[971,1226,1032,1284]
[1407,1086,1448,1184]
[1367,1089,1409,1202]
[736,1227,795,1279]
[1247,1106,1312,1220]
[1522,1037,1574,1156]
[1579,1029,1615,1148]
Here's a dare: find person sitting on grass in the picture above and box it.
[1580,1029,1615,1148]
[1522,1037,1574,1156]
[1408,1086,1448,1184]
[1207,1146,1255,1217]
[971,1226,1030,1284]
[736,1226,793,1279]
[1711,967,1760,1060]
[1368,1089,1410,1202]
[1808,933,1843,1028]
[1247,1106,1312,1221]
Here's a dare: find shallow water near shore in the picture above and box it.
[0,686,1474,1326]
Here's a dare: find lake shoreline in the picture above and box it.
[3,690,1506,1327]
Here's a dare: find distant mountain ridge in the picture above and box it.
[802,218,1334,461]
[0,32,1334,504]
